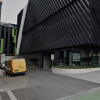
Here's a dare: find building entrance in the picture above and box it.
[43,53,53,69]
[30,58,39,67]
[26,58,39,67]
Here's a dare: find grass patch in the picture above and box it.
[53,65,100,69]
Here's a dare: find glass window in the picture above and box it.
[89,50,93,66]
[92,51,98,66]
[80,50,88,66]
[59,51,64,65]
[72,50,80,66]
[59,51,67,65]
[69,51,72,65]
[63,51,67,65]
[98,52,100,66]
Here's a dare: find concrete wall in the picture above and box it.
[43,55,51,69]
[54,50,59,66]
[52,68,100,74]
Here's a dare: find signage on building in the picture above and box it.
[51,54,54,60]
[73,53,80,61]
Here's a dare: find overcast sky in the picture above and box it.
[1,0,29,24]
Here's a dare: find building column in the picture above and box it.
[39,53,43,68]
[54,50,59,66]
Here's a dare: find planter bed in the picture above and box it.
[52,67,100,74]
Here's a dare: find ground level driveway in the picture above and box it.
[63,70,100,84]
[0,67,100,100]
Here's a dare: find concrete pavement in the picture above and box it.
[56,86,100,100]
[0,67,100,100]
[0,70,5,92]
[11,67,100,100]
[61,70,100,84]
[0,70,11,100]
[0,92,11,100]
[74,90,100,100]
[0,80,4,92]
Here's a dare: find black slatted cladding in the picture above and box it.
[19,0,100,54]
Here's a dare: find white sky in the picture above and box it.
[1,0,29,24]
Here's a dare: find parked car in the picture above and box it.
[5,59,27,76]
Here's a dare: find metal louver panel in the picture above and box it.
[19,0,100,54]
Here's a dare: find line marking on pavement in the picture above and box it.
[0,95,2,100]
[0,90,4,92]
[7,91,17,100]
[56,87,100,100]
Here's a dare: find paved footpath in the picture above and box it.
[0,80,5,92]
[0,78,11,100]
[0,67,100,100]
[62,70,100,84]
[55,70,100,100]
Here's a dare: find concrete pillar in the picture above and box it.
[54,50,59,66]
[39,54,43,68]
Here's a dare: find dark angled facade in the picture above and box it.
[17,0,100,68]
[0,22,17,56]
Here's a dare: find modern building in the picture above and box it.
[0,22,17,56]
[17,0,100,68]
[0,0,17,61]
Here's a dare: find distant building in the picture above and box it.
[17,0,100,68]
[0,22,17,56]
[0,1,17,62]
